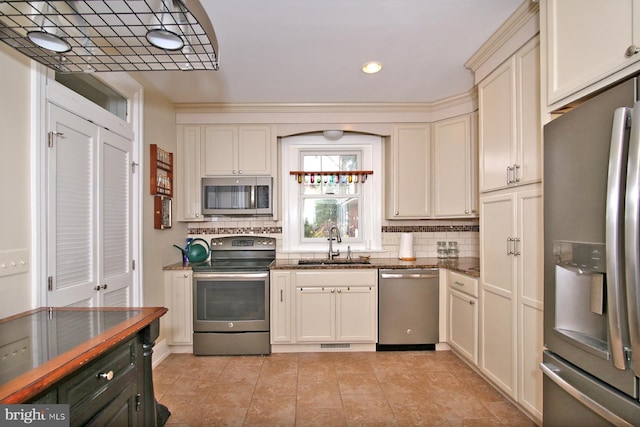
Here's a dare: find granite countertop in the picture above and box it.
[271,257,480,277]
[165,257,480,278]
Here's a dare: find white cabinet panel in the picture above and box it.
[386,124,431,218]
[448,285,478,365]
[203,126,237,176]
[177,125,203,221]
[433,114,477,217]
[290,270,377,344]
[479,37,541,193]
[202,125,274,176]
[336,286,376,342]
[545,0,640,106]
[163,270,193,345]
[270,270,292,343]
[479,184,542,420]
[481,289,515,395]
[295,287,335,342]
[479,59,515,193]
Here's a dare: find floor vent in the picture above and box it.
[320,343,350,349]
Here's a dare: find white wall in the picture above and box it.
[136,76,187,342]
[0,44,34,318]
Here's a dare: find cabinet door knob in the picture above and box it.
[99,370,114,381]
[625,45,639,57]
[184,273,189,278]
[469,300,475,305]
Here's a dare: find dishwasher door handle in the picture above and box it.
[380,273,438,279]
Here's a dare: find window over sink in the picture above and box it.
[281,133,382,253]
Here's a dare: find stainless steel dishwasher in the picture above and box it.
[377,268,439,350]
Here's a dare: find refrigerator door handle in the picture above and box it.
[625,102,640,374]
[605,107,631,370]
[540,362,635,427]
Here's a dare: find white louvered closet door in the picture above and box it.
[99,129,133,307]
[47,104,133,307]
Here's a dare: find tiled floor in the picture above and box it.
[153,350,537,426]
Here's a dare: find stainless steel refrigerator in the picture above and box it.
[543,76,640,426]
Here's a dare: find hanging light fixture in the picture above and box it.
[0,0,219,72]
[27,30,71,52]
[146,0,187,51]
[25,2,70,52]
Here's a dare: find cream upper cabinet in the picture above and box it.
[176,125,203,221]
[432,113,478,217]
[294,270,377,343]
[203,125,275,176]
[386,124,431,218]
[479,184,543,422]
[478,37,541,193]
[544,0,640,107]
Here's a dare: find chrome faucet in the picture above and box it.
[328,225,342,259]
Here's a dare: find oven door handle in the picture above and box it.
[194,272,269,279]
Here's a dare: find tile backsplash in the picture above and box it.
[186,218,479,260]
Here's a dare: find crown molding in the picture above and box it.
[464,0,539,73]
[174,89,476,116]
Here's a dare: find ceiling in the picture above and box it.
[133,0,524,105]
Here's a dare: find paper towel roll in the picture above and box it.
[398,233,416,260]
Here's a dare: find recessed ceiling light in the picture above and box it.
[362,61,382,74]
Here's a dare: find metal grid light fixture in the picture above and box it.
[0,0,219,72]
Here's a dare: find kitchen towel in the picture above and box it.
[398,232,416,260]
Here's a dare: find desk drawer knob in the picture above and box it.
[99,370,114,381]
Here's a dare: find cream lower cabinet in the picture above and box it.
[270,270,293,343]
[479,184,543,422]
[447,271,479,365]
[163,270,193,345]
[544,0,640,107]
[293,270,377,343]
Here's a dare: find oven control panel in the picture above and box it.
[210,236,276,250]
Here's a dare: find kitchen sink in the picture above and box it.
[297,258,371,266]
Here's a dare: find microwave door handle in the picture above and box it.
[606,107,631,370]
[625,102,640,374]
[250,185,256,209]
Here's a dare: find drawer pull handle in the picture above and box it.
[99,370,114,381]
[454,281,465,286]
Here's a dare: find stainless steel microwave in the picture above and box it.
[202,177,273,216]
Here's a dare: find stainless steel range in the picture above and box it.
[191,235,275,356]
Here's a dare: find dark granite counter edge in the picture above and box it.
[164,257,480,278]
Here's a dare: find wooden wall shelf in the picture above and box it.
[150,144,173,197]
